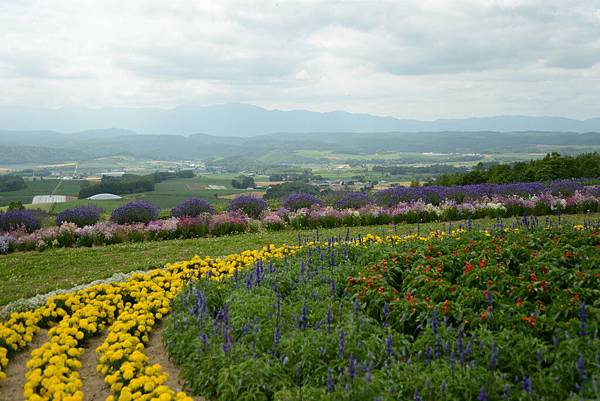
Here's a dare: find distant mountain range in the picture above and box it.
[0,104,599,136]
[1,129,600,165]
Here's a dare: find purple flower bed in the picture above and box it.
[171,198,214,218]
[56,206,102,228]
[375,179,597,206]
[111,200,160,224]
[228,195,267,219]
[1,186,599,254]
[0,209,41,233]
[283,193,322,211]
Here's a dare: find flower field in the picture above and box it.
[0,220,598,400]
[164,225,599,400]
[1,181,600,254]
[0,243,299,400]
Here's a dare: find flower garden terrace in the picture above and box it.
[1,184,600,255]
[0,222,598,400]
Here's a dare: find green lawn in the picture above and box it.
[1,213,597,306]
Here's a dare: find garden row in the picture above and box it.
[1,186,600,254]
[165,225,599,401]
[0,241,300,400]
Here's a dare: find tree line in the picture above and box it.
[78,170,194,198]
[431,153,600,186]
[0,175,27,192]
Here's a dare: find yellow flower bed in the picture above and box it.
[8,244,297,400]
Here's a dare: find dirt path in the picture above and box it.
[146,323,204,401]
[80,333,112,401]
[0,325,201,400]
[0,329,48,401]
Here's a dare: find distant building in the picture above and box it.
[32,195,67,204]
[101,172,126,177]
[86,193,123,200]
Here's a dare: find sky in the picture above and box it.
[1,0,599,120]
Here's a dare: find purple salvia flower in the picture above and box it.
[577,355,587,383]
[326,307,333,333]
[441,381,447,398]
[523,376,533,393]
[362,362,372,384]
[298,301,308,330]
[348,354,357,382]
[489,342,498,370]
[326,368,334,393]
[338,330,346,357]
[425,346,433,364]
[414,388,422,401]
[477,387,488,401]
[330,278,337,297]
[383,303,390,326]
[274,326,281,348]
[199,333,209,348]
[386,334,393,357]
[503,384,510,400]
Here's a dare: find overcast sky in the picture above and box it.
[1,0,599,119]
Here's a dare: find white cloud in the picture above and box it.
[0,0,599,118]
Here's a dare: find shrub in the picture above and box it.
[283,193,322,211]
[210,211,248,236]
[0,209,41,233]
[56,206,102,227]
[110,200,160,224]
[262,213,286,231]
[176,216,210,238]
[227,195,267,219]
[171,198,214,218]
[335,192,371,209]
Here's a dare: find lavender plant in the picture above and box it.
[170,198,214,218]
[227,195,267,219]
[0,209,41,232]
[283,193,322,211]
[56,205,102,227]
[110,200,160,224]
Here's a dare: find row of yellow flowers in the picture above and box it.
[13,245,299,400]
[2,230,467,399]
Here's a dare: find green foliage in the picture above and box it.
[78,171,194,199]
[0,175,26,192]
[165,226,599,401]
[7,201,25,211]
[232,175,256,189]
[432,152,600,186]
[264,181,321,200]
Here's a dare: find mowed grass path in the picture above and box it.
[1,214,597,305]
